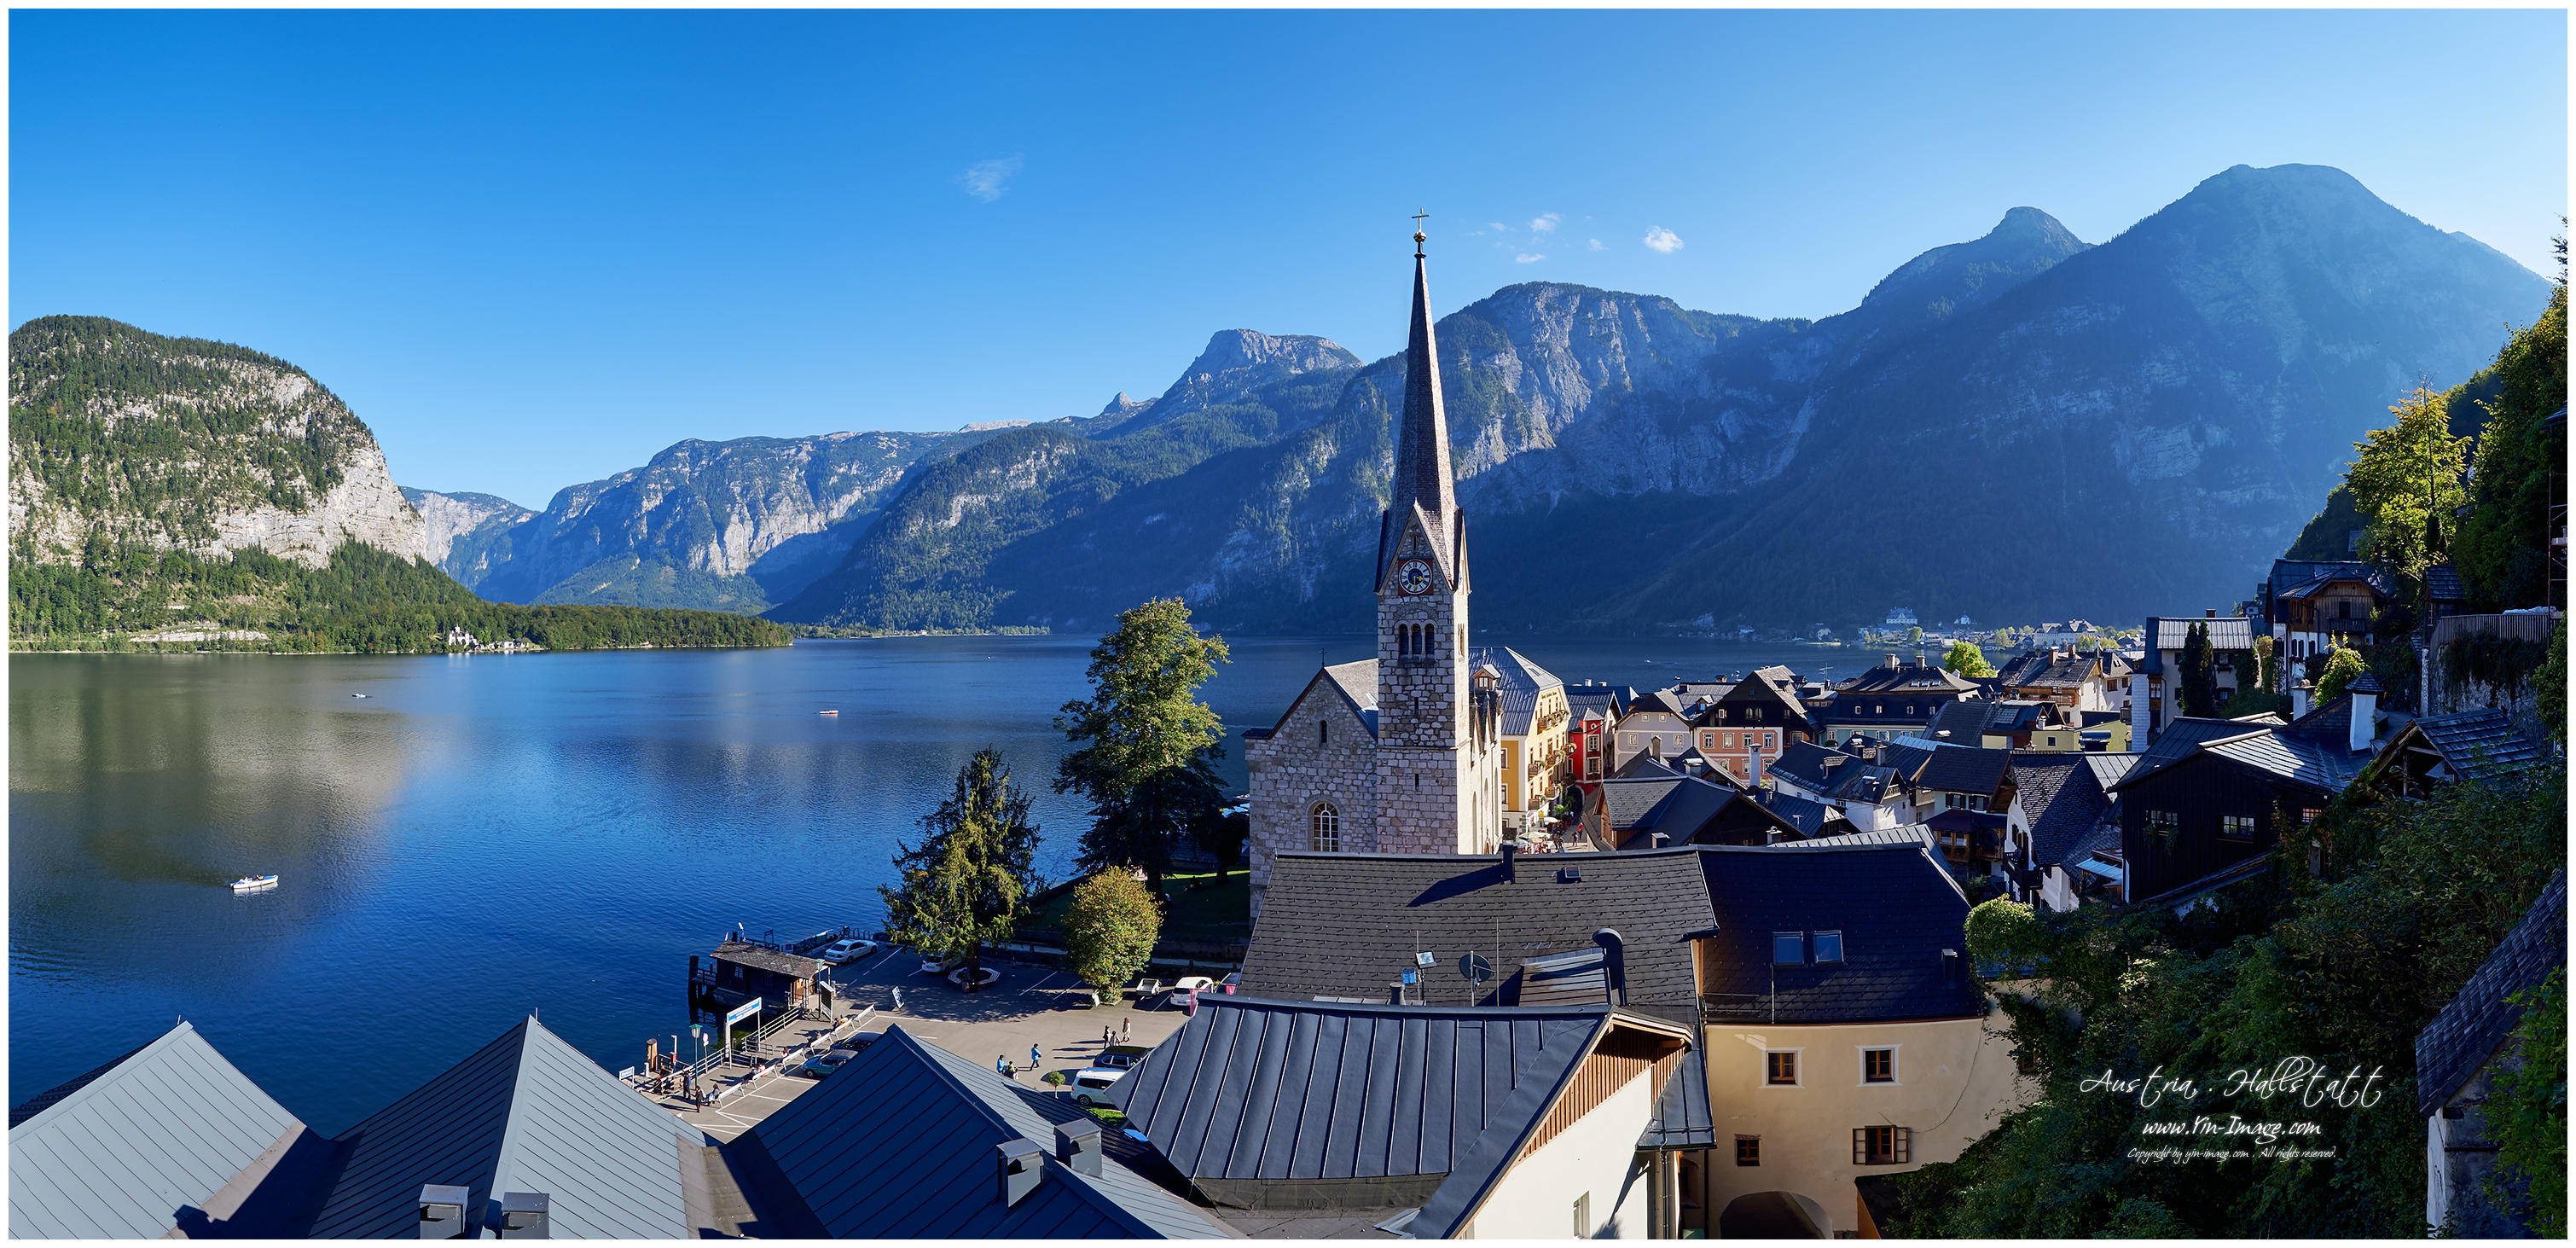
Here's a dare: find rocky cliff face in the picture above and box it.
[767,164,2550,635]
[9,316,430,567]
[464,429,995,607]
[401,488,533,586]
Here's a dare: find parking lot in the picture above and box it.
[659,943,1199,1141]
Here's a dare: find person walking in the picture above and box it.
[1030,1044,1042,1069]
[1120,1018,1130,1044]
[1102,1025,1112,1049]
[997,1054,1009,1077]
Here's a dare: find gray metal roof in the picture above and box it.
[1471,647,1564,737]
[309,1015,697,1239]
[1766,823,1940,854]
[9,1023,308,1239]
[741,1026,1236,1239]
[1640,1048,1713,1149]
[1112,995,1610,1202]
[2417,871,2569,1117]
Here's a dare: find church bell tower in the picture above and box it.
[1374,223,1502,855]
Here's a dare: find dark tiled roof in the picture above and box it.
[7,1024,311,1239]
[1564,685,1633,720]
[310,1016,697,1239]
[2266,559,2399,603]
[1695,846,1981,1025]
[1914,746,2012,796]
[1841,661,1978,695]
[1995,650,2102,690]
[745,1027,1235,1239]
[1599,775,1787,849]
[2111,717,2271,791]
[1756,789,1843,839]
[1113,995,1604,1199]
[2150,617,2255,652]
[2008,754,2109,868]
[1826,763,1902,807]
[2200,733,2354,796]
[2425,563,2466,603]
[1925,701,1996,744]
[1764,824,1940,855]
[2416,872,2567,1116]
[1242,850,1717,1024]
[2402,708,2550,786]
[1767,741,1851,794]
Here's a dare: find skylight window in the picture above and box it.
[1772,932,1805,966]
[1813,931,1844,962]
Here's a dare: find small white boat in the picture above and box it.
[818,710,839,716]
[351,693,368,699]
[229,875,278,891]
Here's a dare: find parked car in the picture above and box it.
[795,1046,862,1079]
[1094,1044,1153,1070]
[921,952,962,975]
[1172,975,1216,994]
[821,938,876,965]
[1127,978,1163,999]
[1069,1067,1127,1106]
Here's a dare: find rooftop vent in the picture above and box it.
[1592,929,1627,1007]
[1558,866,1582,883]
[1941,949,1962,987]
[416,1185,470,1240]
[996,1138,1045,1207]
[497,1193,550,1239]
[1500,839,1521,883]
[1054,1122,1103,1177]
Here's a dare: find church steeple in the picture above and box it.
[1389,223,1456,534]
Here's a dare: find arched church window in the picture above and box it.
[1310,803,1340,852]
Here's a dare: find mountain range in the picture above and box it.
[18,164,2552,640]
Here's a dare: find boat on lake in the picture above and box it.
[818,710,838,716]
[230,874,278,891]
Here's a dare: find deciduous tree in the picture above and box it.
[1941,640,1995,678]
[2314,641,2367,707]
[1054,599,1231,898]
[2349,385,2472,587]
[1064,870,1162,1000]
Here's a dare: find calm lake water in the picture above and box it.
[9,633,1836,1132]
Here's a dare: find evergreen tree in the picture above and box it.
[2179,620,2217,717]
[1053,599,1231,899]
[879,748,1042,990]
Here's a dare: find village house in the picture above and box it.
[2260,558,2398,665]
[2126,612,2257,743]
[1564,683,1634,793]
[1993,646,2121,712]
[1924,699,2068,751]
[2108,673,2397,909]
[1998,752,2138,911]
[1813,655,1979,746]
[1691,665,1818,783]
[1765,741,1915,833]
[1610,688,1705,774]
[1231,842,2026,1239]
[1584,756,1806,850]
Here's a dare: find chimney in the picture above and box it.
[995,1138,1044,1207]
[1885,653,1900,671]
[2347,672,2382,754]
[1054,1122,1103,1177]
[417,1186,470,1239]
[1650,832,1669,849]
[497,1193,550,1239]
[1749,745,1765,787]
[1941,949,1962,988]
[1500,839,1520,882]
[1592,929,1627,1007]
[2291,679,2312,719]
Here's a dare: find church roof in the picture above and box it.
[1248,660,1379,743]
[1387,247,1456,544]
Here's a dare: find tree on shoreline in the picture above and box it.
[1053,599,1230,901]
[1941,640,1995,678]
[880,748,1041,990]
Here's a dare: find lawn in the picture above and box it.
[1026,868,1249,946]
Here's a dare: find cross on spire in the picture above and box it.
[1412,211,1428,256]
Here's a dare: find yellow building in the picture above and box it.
[1477,647,1569,834]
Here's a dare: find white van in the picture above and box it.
[1068,1067,1127,1106]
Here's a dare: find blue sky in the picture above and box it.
[12,9,2567,512]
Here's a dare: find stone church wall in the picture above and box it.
[1246,686,1379,920]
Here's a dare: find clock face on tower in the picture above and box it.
[1397,560,1433,595]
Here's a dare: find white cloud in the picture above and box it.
[959,156,1023,202]
[1515,253,1545,264]
[1529,212,1560,234]
[1488,222,1510,234]
[1588,238,1605,251]
[1643,226,1684,253]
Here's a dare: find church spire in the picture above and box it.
[1390,218,1456,531]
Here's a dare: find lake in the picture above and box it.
[8,632,1842,1132]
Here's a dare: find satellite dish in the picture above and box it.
[1459,953,1494,984]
